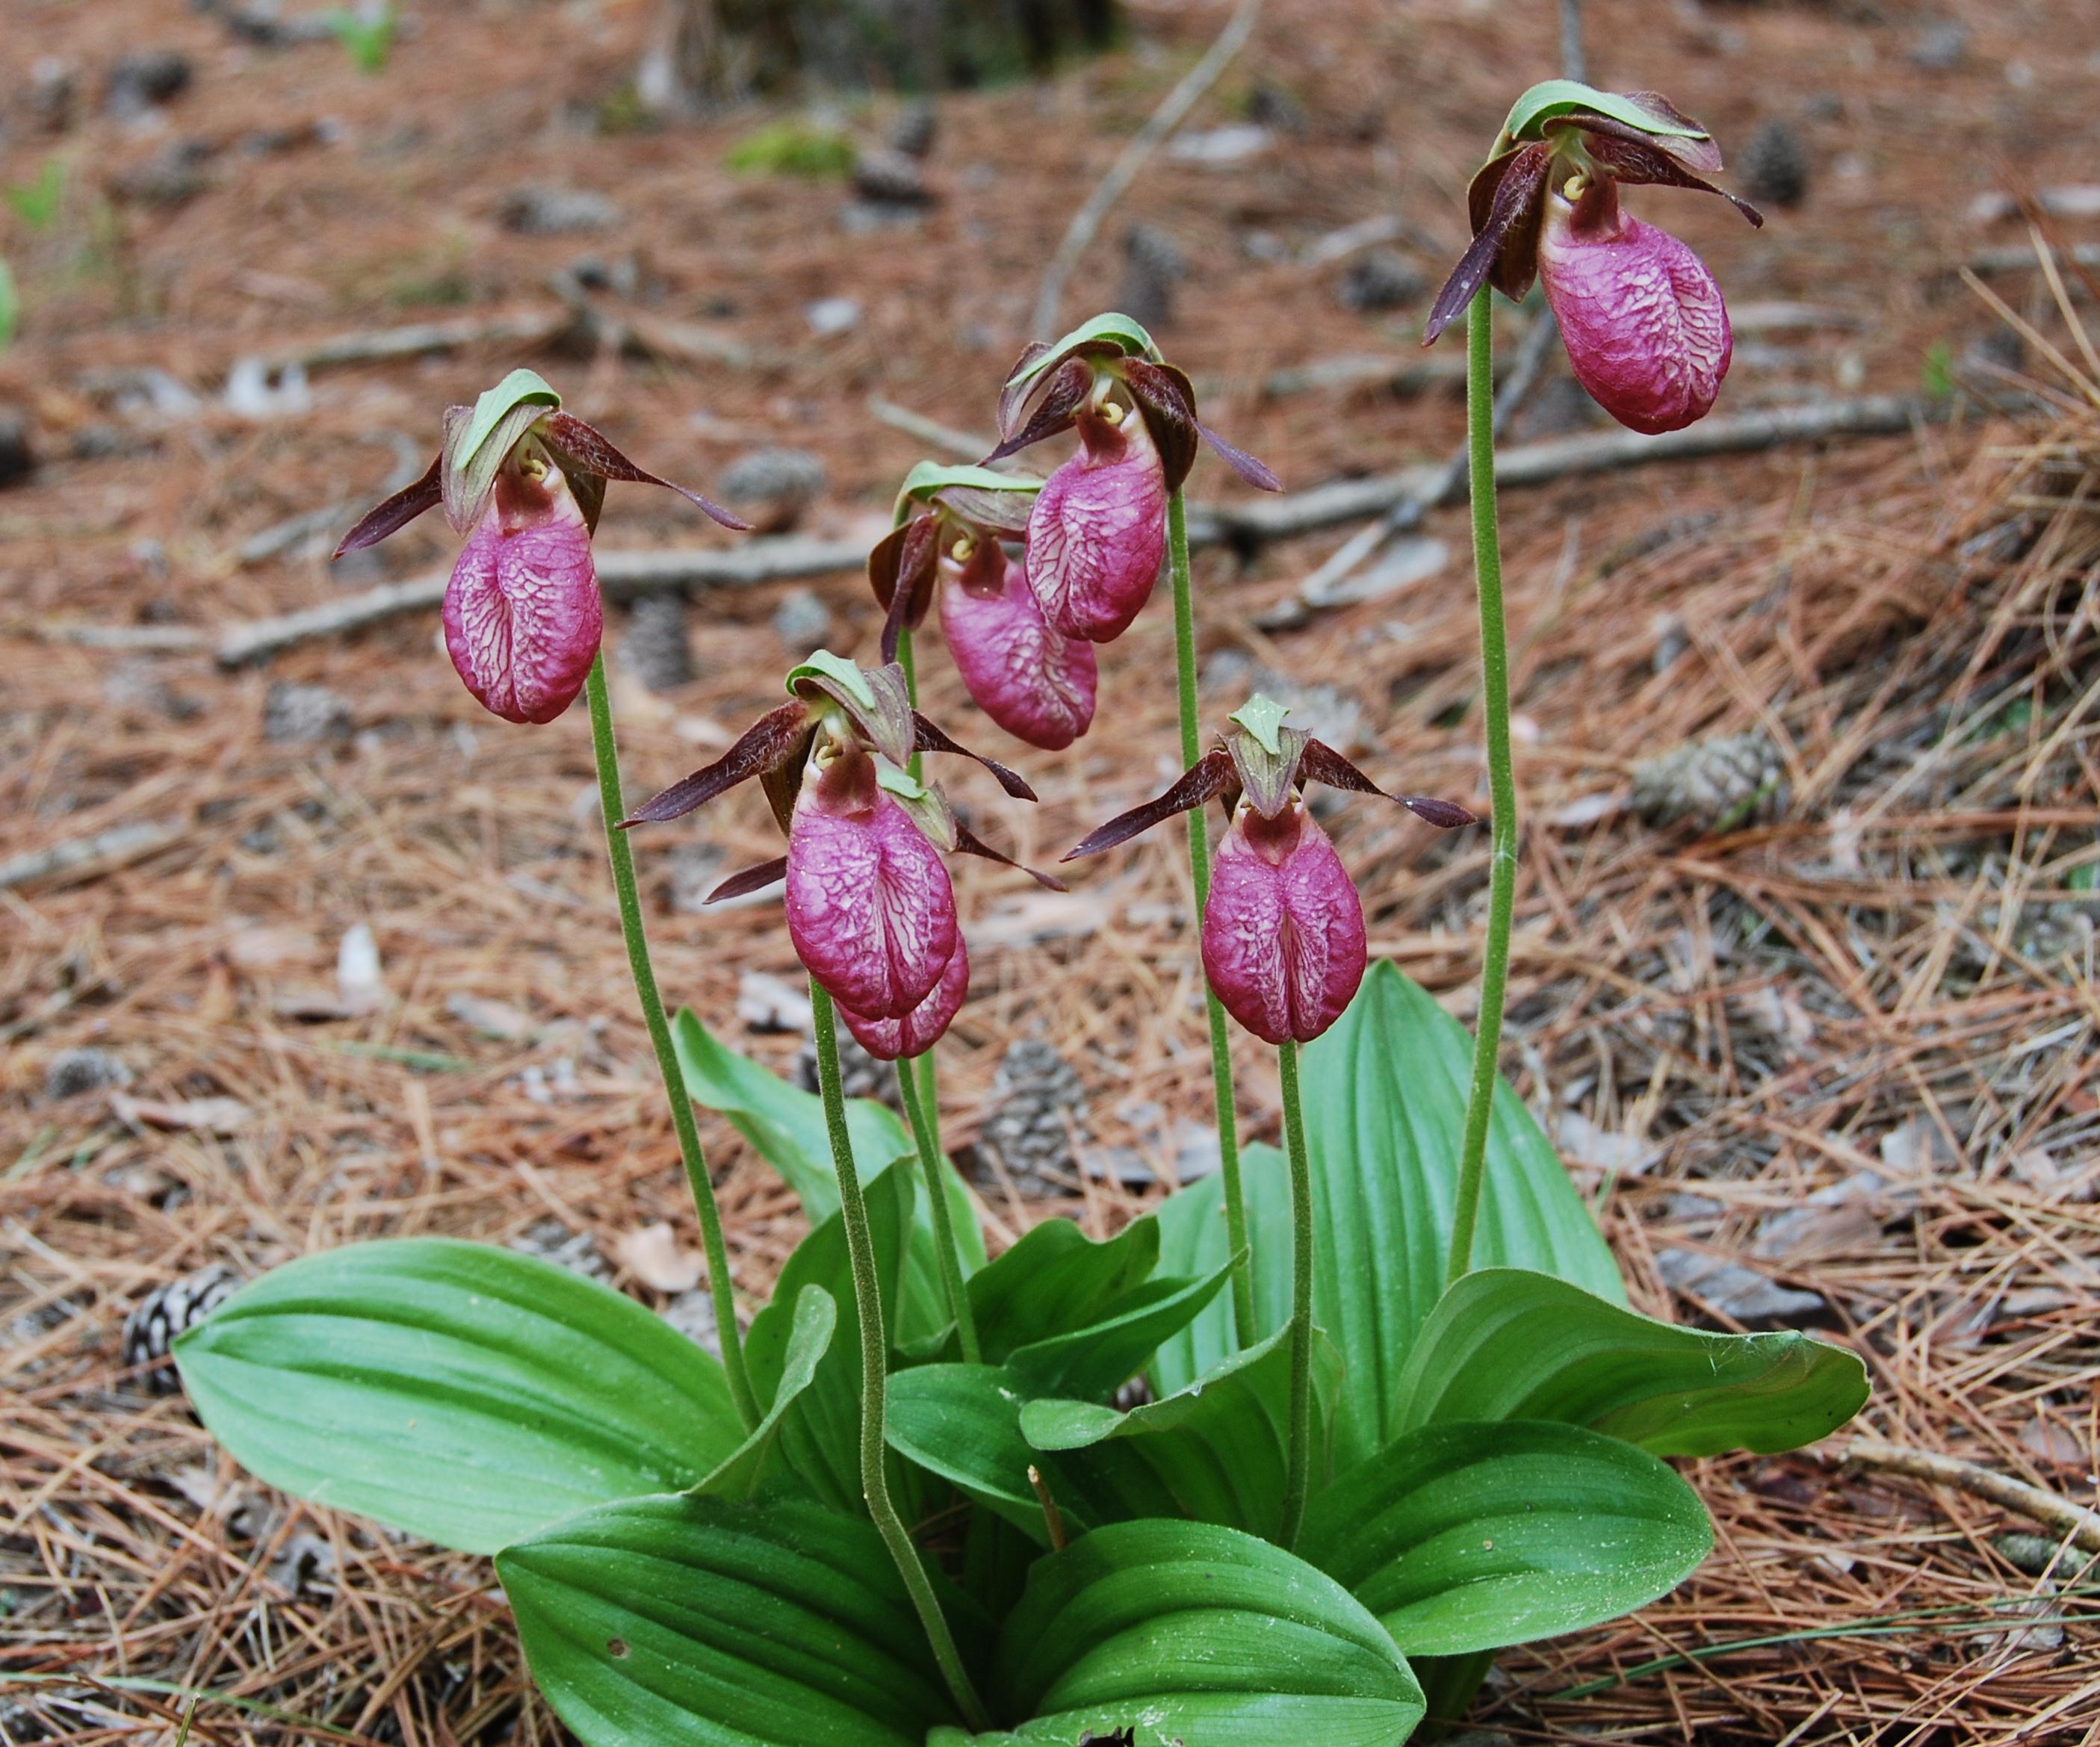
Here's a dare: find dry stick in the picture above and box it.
[182,395,1933,667]
[1559,0,1587,83]
[1028,0,1264,338]
[1831,1441,2100,1556]
[0,817,188,893]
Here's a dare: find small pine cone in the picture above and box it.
[1117,223,1186,332]
[716,447,828,534]
[1739,120,1810,208]
[889,103,938,160]
[978,1040,1089,1197]
[619,592,696,694]
[122,1263,240,1392]
[1633,730,1787,832]
[796,1029,902,1111]
[851,146,932,206]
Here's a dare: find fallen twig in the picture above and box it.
[213,538,867,667]
[250,308,574,376]
[1029,0,1263,339]
[866,396,992,460]
[1830,1440,2100,1556]
[0,817,189,892]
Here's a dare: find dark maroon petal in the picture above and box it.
[872,512,941,663]
[840,934,969,1060]
[912,710,1038,801]
[622,702,814,825]
[442,467,601,724]
[1558,96,1725,174]
[982,358,1093,464]
[707,857,789,902]
[333,452,441,557]
[994,341,1056,438]
[1063,750,1235,861]
[951,819,1065,892]
[540,411,752,530]
[1299,739,1478,827]
[1119,359,1200,497]
[1201,806,1367,1046]
[1425,143,1555,343]
[1195,419,1283,492]
[1575,129,1762,226]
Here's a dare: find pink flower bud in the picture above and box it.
[1538,179,1732,436]
[840,933,968,1061]
[1201,802,1367,1046]
[938,539,1097,751]
[442,454,601,724]
[1024,401,1168,644]
[785,750,959,1020]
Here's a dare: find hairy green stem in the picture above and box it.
[583,654,757,1427]
[1276,1037,1315,1549]
[899,1052,981,1363]
[889,623,979,1358]
[810,984,990,1730]
[1168,488,1255,1347]
[1445,291,1520,1286]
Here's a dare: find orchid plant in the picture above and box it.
[177,78,1865,1747]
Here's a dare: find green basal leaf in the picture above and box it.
[1020,1324,1344,1542]
[1003,1259,1233,1400]
[895,461,1041,524]
[1227,692,1292,756]
[1299,1419,1712,1658]
[499,1494,961,1747]
[885,1362,1045,1533]
[967,1214,1161,1365]
[1152,965,1623,1467]
[784,648,879,712]
[671,1008,908,1217]
[456,367,560,475]
[932,1518,1424,1747]
[175,1239,742,1555]
[743,1162,918,1512]
[1502,80,1709,146]
[1006,311,1158,394]
[692,1285,836,1503]
[1399,1267,1869,1457]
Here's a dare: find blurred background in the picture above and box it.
[4,0,2098,1740]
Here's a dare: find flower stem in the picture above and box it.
[583,653,758,1429]
[1276,1037,1315,1550]
[1168,488,1255,1349]
[900,1052,982,1364]
[889,623,979,1362]
[810,982,990,1731]
[1446,290,1520,1287]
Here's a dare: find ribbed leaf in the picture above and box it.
[1003,1259,1232,1400]
[1399,1268,1868,1457]
[175,1239,741,1554]
[931,1519,1424,1747]
[498,1494,959,1747]
[1299,1420,1712,1657]
[1150,1143,1290,1396]
[693,1286,836,1502]
[967,1214,1159,1365]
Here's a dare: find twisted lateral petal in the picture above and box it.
[1201,804,1368,1046]
[839,934,969,1061]
[442,463,601,724]
[785,760,959,1020]
[1024,406,1167,644]
[938,542,1097,751]
[1539,182,1732,435]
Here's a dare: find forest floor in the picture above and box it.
[4,0,2099,1740]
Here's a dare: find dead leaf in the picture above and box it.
[112,1093,251,1134]
[616,1222,703,1294]
[445,992,535,1040]
[336,922,386,1015]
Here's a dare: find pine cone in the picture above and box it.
[619,592,696,694]
[1633,730,1787,832]
[977,1040,1088,1196]
[122,1263,239,1392]
[796,1030,902,1111]
[1739,120,1810,208]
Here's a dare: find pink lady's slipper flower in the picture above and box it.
[980,314,1281,644]
[333,370,746,724]
[1065,695,1474,1046]
[622,651,1058,1054]
[870,465,1096,751]
[1425,83,1762,435]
